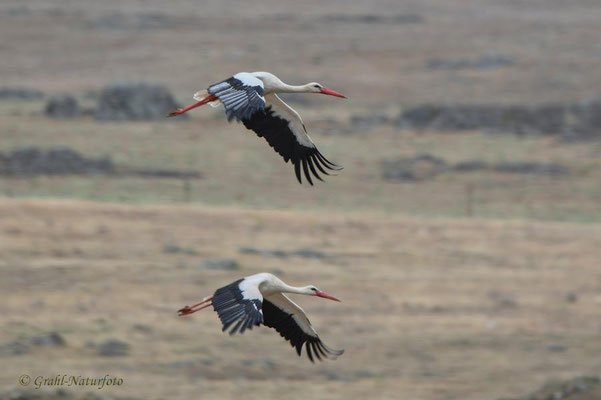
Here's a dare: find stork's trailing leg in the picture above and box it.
[168,95,218,117]
[178,296,213,316]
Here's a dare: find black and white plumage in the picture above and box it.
[178,272,344,362]
[168,72,346,185]
[207,74,266,122]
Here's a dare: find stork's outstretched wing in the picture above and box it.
[262,293,344,362]
[241,93,341,185]
[207,72,266,122]
[211,279,264,335]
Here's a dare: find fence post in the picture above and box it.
[466,183,474,217]
[183,178,191,202]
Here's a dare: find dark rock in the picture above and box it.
[238,247,262,255]
[565,293,578,303]
[95,82,183,121]
[0,147,113,176]
[381,154,448,181]
[453,160,569,176]
[488,291,518,308]
[0,340,29,356]
[161,358,214,369]
[292,248,327,259]
[163,244,181,253]
[323,14,423,24]
[0,388,43,400]
[350,113,397,131]
[3,6,32,17]
[400,95,601,139]
[453,160,489,172]
[354,369,377,378]
[0,146,200,179]
[130,168,200,179]
[399,104,567,135]
[492,161,569,176]
[498,376,600,400]
[30,332,66,347]
[239,247,328,259]
[197,258,240,271]
[383,155,569,182]
[89,13,174,30]
[428,54,516,70]
[241,356,277,369]
[321,369,354,382]
[45,95,80,118]
[239,247,289,258]
[565,96,601,140]
[390,14,424,24]
[0,87,44,99]
[399,105,444,130]
[131,324,153,334]
[546,344,567,352]
[97,339,130,357]
[0,388,134,400]
[162,244,198,255]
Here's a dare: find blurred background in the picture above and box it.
[1,1,601,399]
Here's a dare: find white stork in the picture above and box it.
[178,272,344,362]
[168,72,346,185]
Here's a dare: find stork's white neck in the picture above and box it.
[251,71,312,94]
[261,274,312,295]
[280,283,312,294]
[275,83,313,94]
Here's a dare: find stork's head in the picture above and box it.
[304,285,341,301]
[306,82,346,98]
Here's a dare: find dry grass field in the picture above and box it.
[3,0,601,106]
[2,1,601,399]
[1,199,601,400]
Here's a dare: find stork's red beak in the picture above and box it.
[315,290,341,302]
[319,88,346,98]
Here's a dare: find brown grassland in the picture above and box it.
[1,1,601,399]
[1,198,601,400]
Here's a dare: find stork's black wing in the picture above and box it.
[212,279,264,335]
[262,294,344,362]
[242,93,342,185]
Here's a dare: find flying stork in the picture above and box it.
[178,272,344,362]
[168,72,346,185]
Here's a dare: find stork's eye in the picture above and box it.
[313,84,321,89]
[311,287,317,291]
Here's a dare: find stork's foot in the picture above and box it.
[178,296,213,316]
[178,305,193,316]
[167,109,184,117]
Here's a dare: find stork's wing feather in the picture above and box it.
[212,279,264,335]
[208,72,266,122]
[262,293,344,362]
[242,93,342,185]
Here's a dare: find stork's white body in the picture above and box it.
[169,72,345,185]
[178,272,343,362]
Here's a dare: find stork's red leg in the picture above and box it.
[167,95,218,117]
[178,296,213,316]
